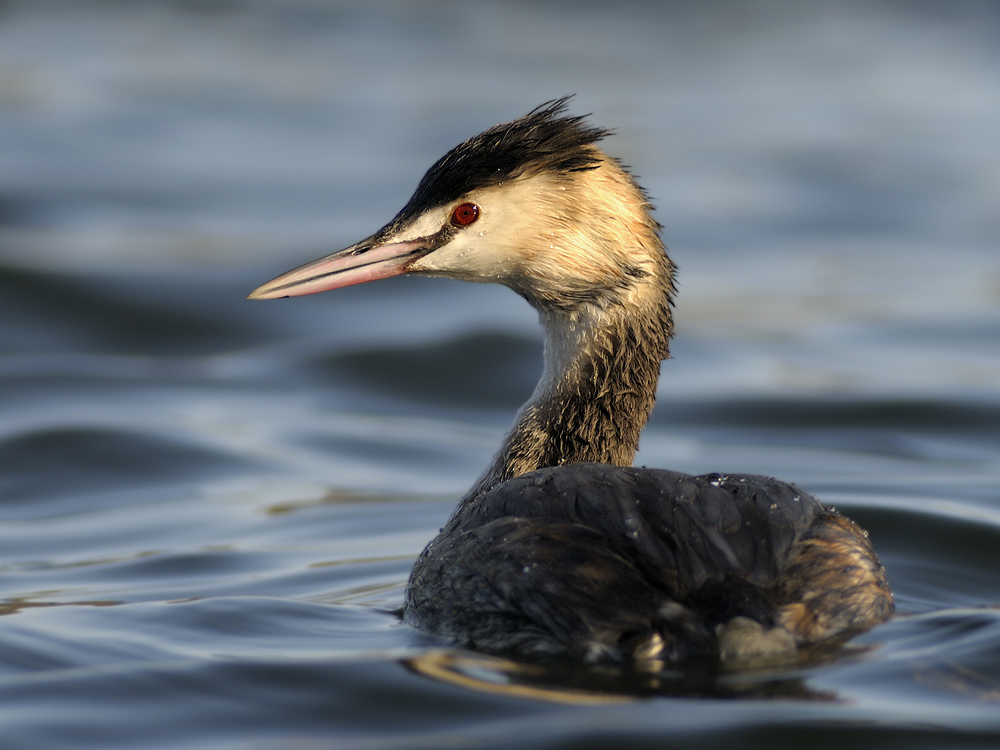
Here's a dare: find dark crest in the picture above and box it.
[395,97,611,221]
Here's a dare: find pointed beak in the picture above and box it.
[248,235,433,300]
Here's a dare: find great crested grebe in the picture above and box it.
[250,99,892,663]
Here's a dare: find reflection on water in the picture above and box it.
[404,646,854,703]
[0,0,999,748]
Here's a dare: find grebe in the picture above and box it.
[250,99,892,662]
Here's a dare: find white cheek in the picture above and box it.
[411,229,516,280]
[408,178,548,280]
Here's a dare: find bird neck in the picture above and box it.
[465,270,673,500]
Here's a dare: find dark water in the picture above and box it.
[1,2,1000,748]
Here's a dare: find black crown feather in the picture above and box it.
[396,97,610,219]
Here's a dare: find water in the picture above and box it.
[1,1,1000,747]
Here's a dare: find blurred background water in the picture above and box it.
[1,1,999,748]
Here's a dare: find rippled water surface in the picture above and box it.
[1,2,1000,748]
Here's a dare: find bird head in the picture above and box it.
[249,98,669,315]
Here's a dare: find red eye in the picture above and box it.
[451,202,480,227]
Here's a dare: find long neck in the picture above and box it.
[464,271,673,500]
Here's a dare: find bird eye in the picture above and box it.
[451,202,480,227]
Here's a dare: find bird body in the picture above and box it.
[407,465,887,661]
[250,99,892,662]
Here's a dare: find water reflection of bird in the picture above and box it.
[250,99,893,663]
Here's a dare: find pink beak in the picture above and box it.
[248,236,432,300]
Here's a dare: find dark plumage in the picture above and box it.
[404,98,609,213]
[407,465,889,661]
[250,99,893,663]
